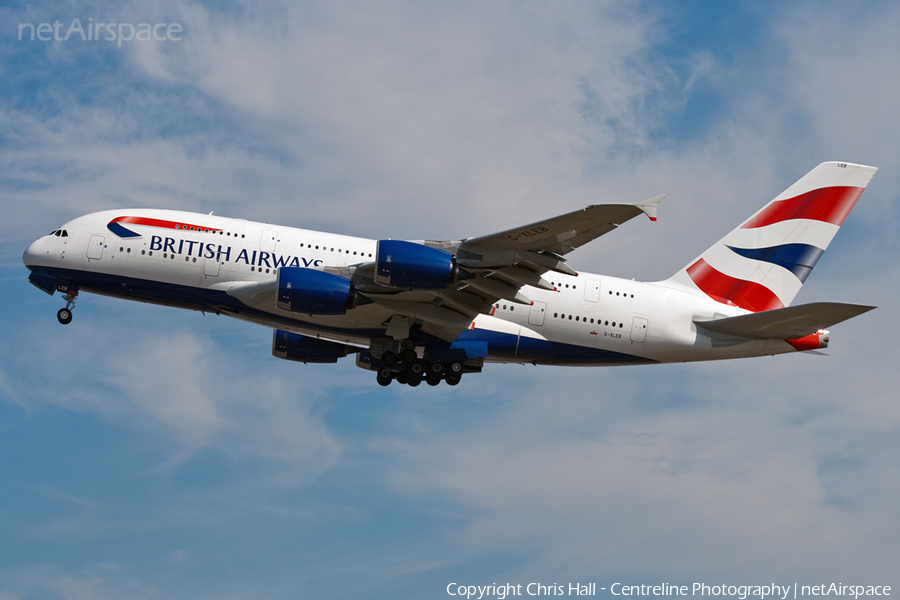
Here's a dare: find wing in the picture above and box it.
[458,195,665,255]
[354,196,665,341]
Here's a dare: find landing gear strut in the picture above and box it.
[57,290,78,325]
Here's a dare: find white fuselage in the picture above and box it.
[23,208,800,368]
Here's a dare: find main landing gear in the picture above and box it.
[57,289,78,325]
[375,353,465,388]
[365,335,475,388]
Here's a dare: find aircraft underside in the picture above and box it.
[30,263,661,387]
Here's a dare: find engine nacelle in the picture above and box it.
[272,330,355,363]
[276,267,359,315]
[375,239,459,289]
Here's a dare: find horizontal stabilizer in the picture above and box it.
[695,302,875,339]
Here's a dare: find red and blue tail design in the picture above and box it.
[667,162,877,312]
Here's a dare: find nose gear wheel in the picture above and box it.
[57,289,79,325]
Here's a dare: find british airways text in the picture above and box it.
[149,236,324,268]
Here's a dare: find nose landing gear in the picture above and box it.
[57,290,78,325]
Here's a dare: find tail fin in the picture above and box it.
[666,161,877,312]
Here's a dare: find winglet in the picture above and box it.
[634,194,666,222]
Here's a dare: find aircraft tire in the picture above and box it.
[376,369,393,386]
[445,373,461,386]
[407,377,421,387]
[428,361,443,375]
[57,308,72,325]
[382,351,398,366]
[448,360,463,375]
[409,361,425,376]
[426,374,441,386]
[401,349,418,364]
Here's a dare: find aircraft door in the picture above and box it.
[261,229,277,253]
[528,301,546,326]
[584,279,601,302]
[87,235,105,260]
[631,316,648,343]
[204,257,220,277]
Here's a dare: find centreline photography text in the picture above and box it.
[446,583,892,599]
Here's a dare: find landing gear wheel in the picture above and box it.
[57,289,78,325]
[401,349,418,364]
[376,368,393,387]
[426,374,441,386]
[408,361,425,376]
[382,351,398,366]
[396,372,409,385]
[407,377,421,387]
[428,361,443,375]
[445,373,462,386]
[448,360,464,375]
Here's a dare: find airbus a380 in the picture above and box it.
[23,162,876,387]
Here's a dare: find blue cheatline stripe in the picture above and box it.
[107,221,141,238]
[726,243,825,283]
[455,329,656,366]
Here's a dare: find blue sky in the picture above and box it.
[2,1,900,598]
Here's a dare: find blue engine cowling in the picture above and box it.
[272,330,356,363]
[375,240,459,289]
[276,267,359,315]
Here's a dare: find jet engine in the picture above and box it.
[272,330,356,363]
[276,267,360,315]
[374,240,461,289]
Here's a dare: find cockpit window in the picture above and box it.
[54,230,61,237]
[61,230,68,237]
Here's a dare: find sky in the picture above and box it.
[1,1,899,598]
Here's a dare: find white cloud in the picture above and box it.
[372,355,900,580]
[1,301,342,484]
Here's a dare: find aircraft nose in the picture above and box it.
[23,236,49,268]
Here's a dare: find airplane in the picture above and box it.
[23,161,877,387]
